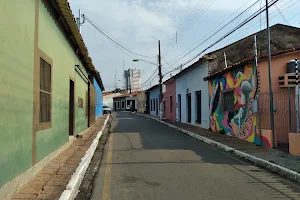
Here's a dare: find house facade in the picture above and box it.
[175,60,210,129]
[113,96,126,111]
[0,0,103,197]
[137,91,146,113]
[94,72,105,117]
[147,85,161,117]
[103,92,122,109]
[204,24,300,150]
[113,91,139,111]
[205,45,300,149]
[163,78,176,121]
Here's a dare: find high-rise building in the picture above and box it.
[124,68,140,92]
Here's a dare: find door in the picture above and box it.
[69,80,75,135]
[156,98,158,116]
[196,91,202,124]
[187,94,191,123]
[178,94,181,122]
[132,100,136,111]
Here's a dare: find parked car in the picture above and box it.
[103,105,112,114]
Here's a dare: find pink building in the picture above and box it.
[163,78,176,121]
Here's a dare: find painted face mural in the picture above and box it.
[208,64,271,148]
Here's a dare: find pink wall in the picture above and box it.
[163,79,176,121]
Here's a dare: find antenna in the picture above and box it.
[114,68,117,89]
[76,9,85,34]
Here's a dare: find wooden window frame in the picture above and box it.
[37,49,53,131]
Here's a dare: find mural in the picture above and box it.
[208,64,271,148]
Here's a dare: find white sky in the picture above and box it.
[69,0,300,91]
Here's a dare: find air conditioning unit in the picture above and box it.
[278,73,298,88]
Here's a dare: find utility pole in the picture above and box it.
[254,35,262,146]
[295,59,299,133]
[158,40,163,119]
[128,69,132,111]
[266,0,275,147]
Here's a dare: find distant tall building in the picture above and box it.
[124,68,140,92]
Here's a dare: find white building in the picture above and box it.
[124,68,140,92]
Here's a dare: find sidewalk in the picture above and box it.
[10,115,109,200]
[166,120,300,173]
[137,113,300,180]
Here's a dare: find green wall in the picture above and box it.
[0,0,90,186]
[75,72,88,133]
[0,1,35,186]
[36,0,89,162]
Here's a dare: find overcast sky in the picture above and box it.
[69,0,300,91]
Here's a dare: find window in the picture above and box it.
[222,90,234,112]
[170,96,173,114]
[153,99,156,111]
[117,101,120,109]
[39,58,52,124]
[122,100,125,109]
[78,97,83,108]
[151,99,153,111]
[127,100,131,106]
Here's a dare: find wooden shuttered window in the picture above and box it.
[39,58,52,124]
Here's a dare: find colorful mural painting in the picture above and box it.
[208,64,271,148]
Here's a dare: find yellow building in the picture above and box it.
[136,91,146,113]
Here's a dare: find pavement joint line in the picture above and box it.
[133,112,300,183]
[59,115,110,200]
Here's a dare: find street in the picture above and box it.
[91,112,300,200]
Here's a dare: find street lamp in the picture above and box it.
[133,59,157,66]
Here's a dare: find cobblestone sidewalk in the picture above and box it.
[11,115,108,200]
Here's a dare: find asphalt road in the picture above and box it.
[90,112,300,200]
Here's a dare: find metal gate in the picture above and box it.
[259,89,299,150]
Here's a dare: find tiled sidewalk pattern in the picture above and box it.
[11,115,107,200]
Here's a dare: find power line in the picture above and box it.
[225,0,300,44]
[162,0,258,74]
[163,0,261,74]
[161,0,206,54]
[275,4,291,25]
[84,16,156,59]
[163,0,280,77]
[162,0,217,57]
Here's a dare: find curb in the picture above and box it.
[135,113,300,183]
[59,115,110,200]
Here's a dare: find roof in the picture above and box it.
[204,47,300,80]
[94,71,105,91]
[46,0,96,72]
[113,91,140,99]
[103,92,115,96]
[206,24,300,74]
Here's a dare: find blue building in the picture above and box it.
[175,58,210,129]
[94,72,105,117]
[146,85,160,117]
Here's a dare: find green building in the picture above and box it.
[0,0,100,198]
